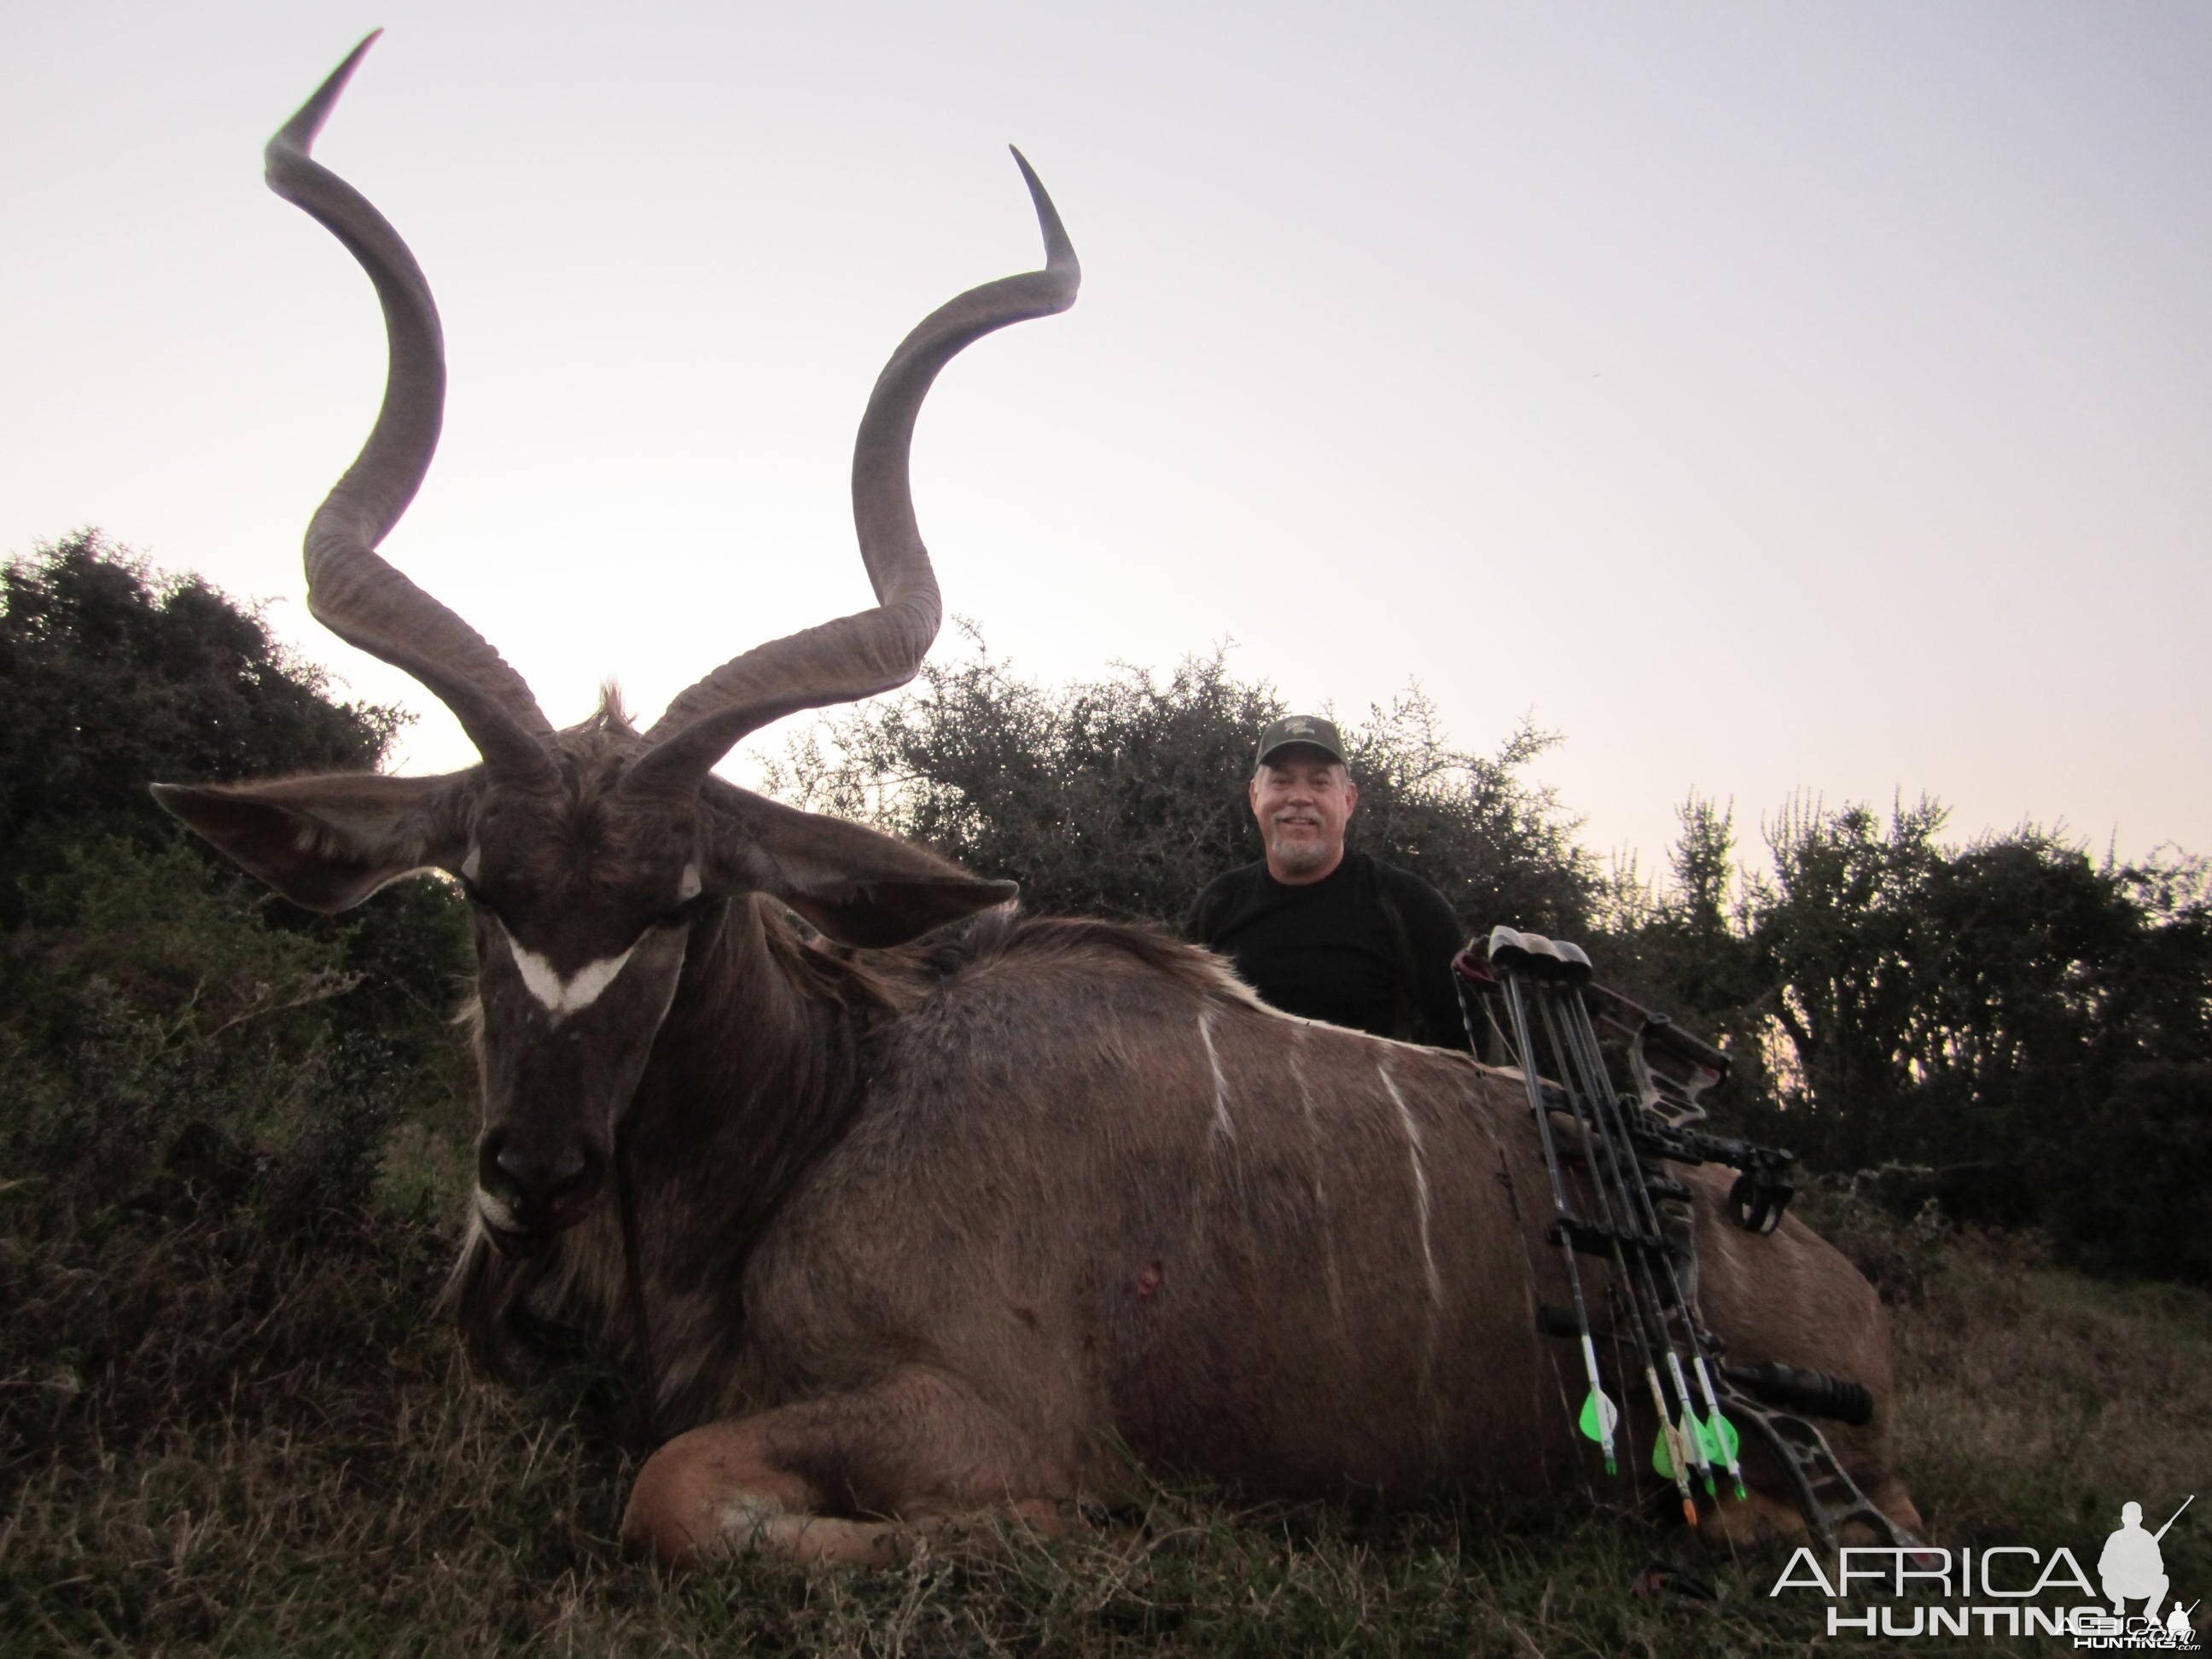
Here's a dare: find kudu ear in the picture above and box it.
[150,772,467,913]
[705,784,1016,948]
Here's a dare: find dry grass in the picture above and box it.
[1891,1230,2212,1560]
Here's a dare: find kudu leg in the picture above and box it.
[622,1367,1070,1568]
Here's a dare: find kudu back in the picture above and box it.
[158,38,1920,1565]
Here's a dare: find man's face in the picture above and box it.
[1249,747,1359,881]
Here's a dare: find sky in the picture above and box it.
[4,1,2208,888]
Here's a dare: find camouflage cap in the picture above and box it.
[1254,714,1348,768]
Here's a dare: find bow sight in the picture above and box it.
[1457,926,1923,1550]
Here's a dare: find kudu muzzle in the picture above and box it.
[476,1130,606,1247]
[469,919,691,1253]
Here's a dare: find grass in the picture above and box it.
[3,1161,2207,1656]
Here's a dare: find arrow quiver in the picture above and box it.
[1457,928,1924,1551]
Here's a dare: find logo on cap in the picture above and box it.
[1255,715,1348,767]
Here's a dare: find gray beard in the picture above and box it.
[1268,833,1334,876]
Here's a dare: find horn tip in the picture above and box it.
[269,30,386,166]
[1006,146,1079,288]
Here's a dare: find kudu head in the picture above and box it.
[153,35,1079,1255]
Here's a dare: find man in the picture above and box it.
[1187,715,1477,1055]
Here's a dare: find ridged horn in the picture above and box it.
[627,149,1080,791]
[268,33,556,780]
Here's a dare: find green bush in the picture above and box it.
[0,536,472,1239]
[1792,1173,1961,1308]
[0,533,400,917]
[1606,798,2212,1284]
[2042,1062,2212,1285]
[2,835,406,1239]
[770,636,1597,934]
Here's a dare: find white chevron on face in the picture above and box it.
[498,918,639,1021]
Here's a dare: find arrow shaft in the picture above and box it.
[1549,981,1746,1494]
[1498,973,1615,1469]
[1527,986,1719,1525]
[1530,991,1710,1488]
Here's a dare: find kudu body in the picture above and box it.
[158,39,1920,1565]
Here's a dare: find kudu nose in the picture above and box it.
[478,1132,606,1229]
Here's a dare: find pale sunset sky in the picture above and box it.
[4,1,2206,882]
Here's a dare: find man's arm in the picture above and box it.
[1390,869,1483,1057]
[1185,872,1230,947]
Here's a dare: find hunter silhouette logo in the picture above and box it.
[1767,1493,2197,1644]
[2098,1498,2195,1644]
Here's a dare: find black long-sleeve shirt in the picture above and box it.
[1185,851,1476,1053]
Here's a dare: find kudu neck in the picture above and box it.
[622,895,879,1250]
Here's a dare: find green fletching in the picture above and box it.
[1655,1412,1733,1480]
[1579,1390,1619,1445]
[1655,1411,1743,1477]
[1709,1413,1740,1462]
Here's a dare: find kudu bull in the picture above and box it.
[156,38,1920,1565]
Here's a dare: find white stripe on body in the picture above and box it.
[1197,1009,1235,1141]
[1379,1060,1443,1307]
[1381,1054,1448,1465]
